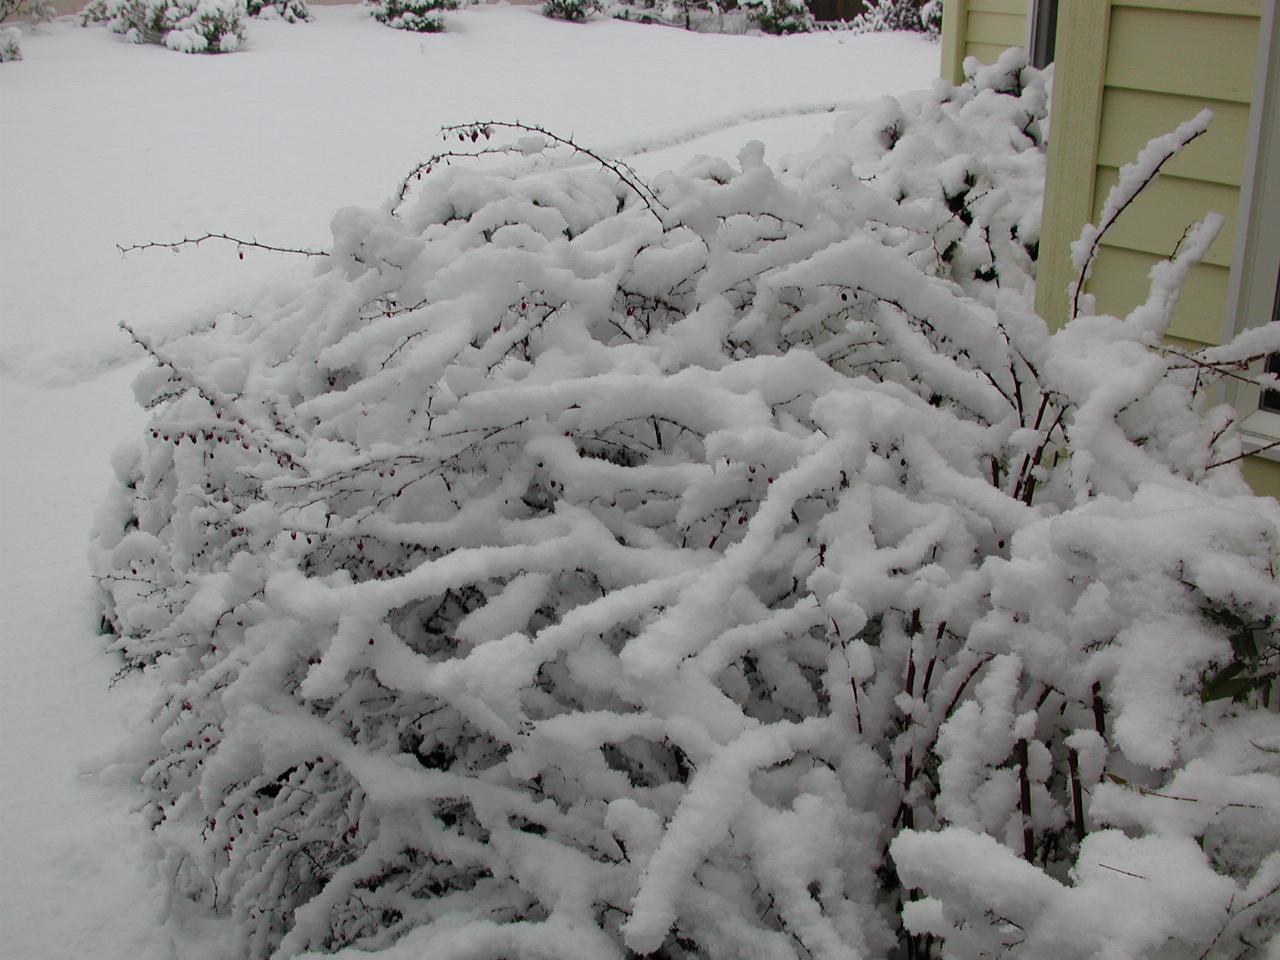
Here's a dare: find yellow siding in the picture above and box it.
[1106,7,1259,102]
[1096,90,1253,186]
[969,0,1027,13]
[965,40,1016,64]
[1241,456,1280,502]
[1083,248,1231,344]
[941,0,1029,82]
[1039,1,1261,347]
[1082,1,1261,346]
[1090,169,1238,268]
[1115,0,1260,16]
[967,10,1026,47]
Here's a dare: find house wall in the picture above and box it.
[940,0,1278,496]
[1038,1,1262,347]
[1031,0,1276,497]
[940,0,1029,85]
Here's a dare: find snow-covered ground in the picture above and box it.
[0,8,936,957]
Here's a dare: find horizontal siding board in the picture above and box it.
[1097,89,1252,186]
[1105,7,1260,103]
[964,40,1017,65]
[969,0,1027,14]
[1113,0,1260,17]
[1086,248,1231,344]
[1241,457,1280,501]
[967,10,1026,47]
[1091,167,1240,268]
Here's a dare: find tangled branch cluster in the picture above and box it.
[94,52,1279,960]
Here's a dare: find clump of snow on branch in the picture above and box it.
[81,0,247,52]
[94,48,1280,960]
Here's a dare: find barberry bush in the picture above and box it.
[95,51,1279,960]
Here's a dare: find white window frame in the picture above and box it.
[1226,0,1280,461]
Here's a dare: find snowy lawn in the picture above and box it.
[0,9,938,957]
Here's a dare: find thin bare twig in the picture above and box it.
[393,120,668,225]
[1097,863,1147,880]
[117,233,328,258]
[1207,439,1280,470]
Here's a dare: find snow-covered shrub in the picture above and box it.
[245,0,309,23]
[740,0,811,34]
[605,0,755,34]
[95,52,1280,960]
[848,0,940,36]
[0,0,54,22]
[367,0,457,32]
[543,0,602,22]
[0,24,20,58]
[0,0,53,57]
[81,0,246,52]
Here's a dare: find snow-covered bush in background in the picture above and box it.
[605,0,754,35]
[0,0,54,22]
[543,0,602,22]
[0,24,20,58]
[81,0,246,52]
[245,0,309,23]
[0,0,55,59]
[367,0,457,32]
[740,0,811,34]
[95,51,1280,960]
[849,0,940,36]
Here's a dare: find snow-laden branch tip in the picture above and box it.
[1069,108,1213,320]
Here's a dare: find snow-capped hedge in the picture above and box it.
[95,52,1280,960]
